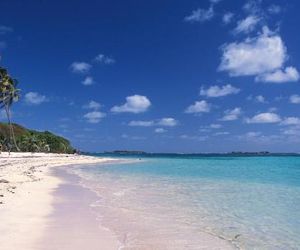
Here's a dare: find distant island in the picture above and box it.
[100,151,300,157]
[104,150,147,155]
[0,123,75,154]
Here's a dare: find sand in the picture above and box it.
[0,152,120,250]
[0,152,235,250]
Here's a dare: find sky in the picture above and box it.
[0,0,300,153]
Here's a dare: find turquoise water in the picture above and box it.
[72,156,300,249]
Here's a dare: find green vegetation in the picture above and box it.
[0,123,76,153]
[0,67,20,151]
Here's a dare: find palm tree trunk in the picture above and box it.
[4,104,20,152]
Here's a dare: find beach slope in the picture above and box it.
[0,152,119,250]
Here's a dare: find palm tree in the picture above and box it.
[0,136,8,153]
[18,134,51,153]
[19,134,39,152]
[0,67,21,152]
[36,139,50,153]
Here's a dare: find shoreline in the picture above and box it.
[57,159,235,250]
[0,152,120,250]
[0,152,235,250]
[38,167,121,250]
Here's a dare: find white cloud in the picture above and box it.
[111,95,151,113]
[256,67,299,83]
[121,134,129,139]
[219,27,289,77]
[243,0,261,15]
[84,100,101,110]
[158,118,178,127]
[84,111,106,123]
[128,117,178,127]
[83,101,105,123]
[220,107,241,121]
[180,134,208,141]
[25,92,47,105]
[268,107,277,113]
[82,76,95,86]
[282,127,300,136]
[221,25,300,83]
[223,12,234,24]
[200,124,223,132]
[255,95,266,103]
[128,120,155,127]
[210,123,222,129]
[234,15,260,34]
[290,95,300,104]
[214,131,230,136]
[199,128,210,133]
[281,117,300,126]
[240,132,283,143]
[0,25,13,35]
[95,54,115,65]
[184,6,214,23]
[245,131,262,138]
[185,100,211,114]
[155,128,167,133]
[70,62,92,74]
[246,112,281,123]
[240,132,284,143]
[268,5,281,14]
[200,84,240,97]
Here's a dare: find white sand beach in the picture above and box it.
[0,152,237,250]
[0,152,121,250]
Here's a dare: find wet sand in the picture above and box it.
[39,168,120,250]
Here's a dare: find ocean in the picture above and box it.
[70,155,300,249]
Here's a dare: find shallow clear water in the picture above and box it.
[72,156,300,249]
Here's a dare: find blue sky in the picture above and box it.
[1,0,300,153]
